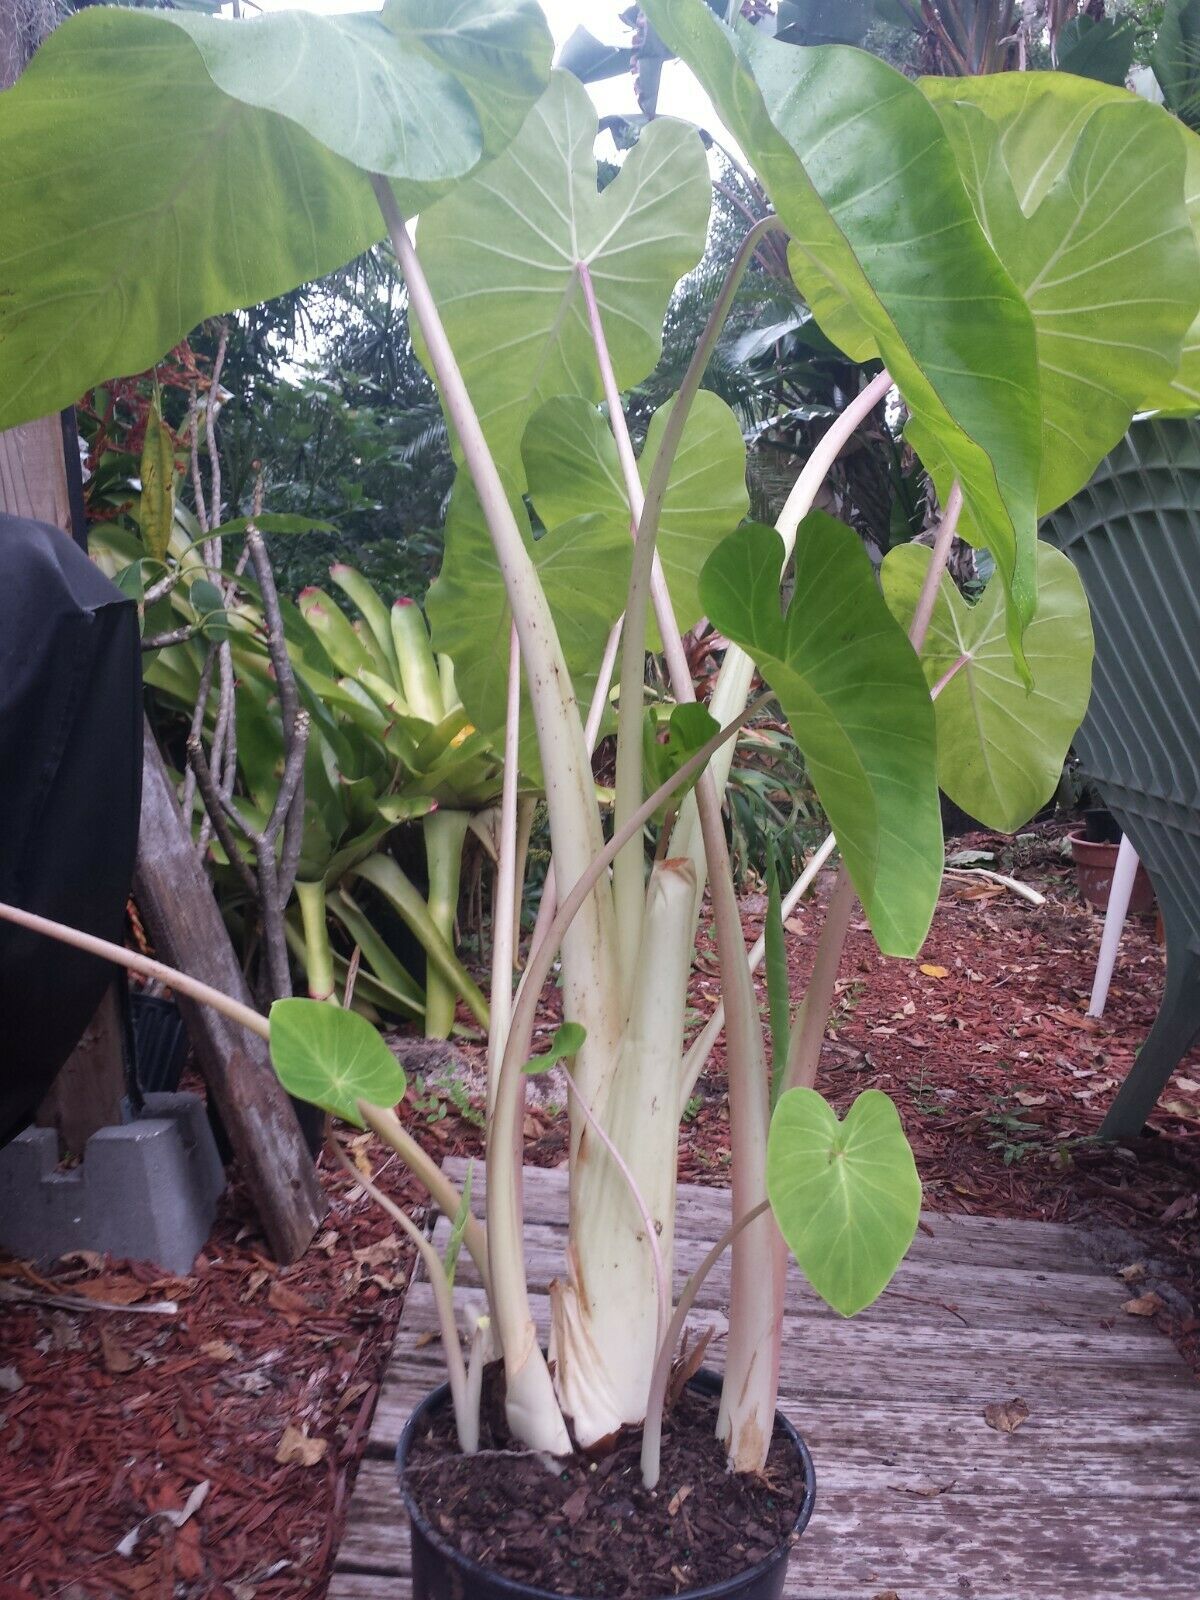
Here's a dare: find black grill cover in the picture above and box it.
[0,514,142,1146]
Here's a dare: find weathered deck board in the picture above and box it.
[331,1163,1200,1600]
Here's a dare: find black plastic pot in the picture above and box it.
[129,992,189,1094]
[395,1368,817,1600]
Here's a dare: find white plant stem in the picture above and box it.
[0,900,268,1039]
[375,180,619,1455]
[640,1198,769,1490]
[487,621,522,1116]
[358,1102,491,1301]
[523,618,622,971]
[551,861,693,1443]
[330,1137,478,1455]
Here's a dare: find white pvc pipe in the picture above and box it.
[1087,834,1141,1019]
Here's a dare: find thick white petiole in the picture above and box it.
[551,858,694,1445]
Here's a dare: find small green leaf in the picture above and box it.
[701,515,942,957]
[767,1087,921,1317]
[642,702,719,822]
[881,542,1094,833]
[269,998,407,1127]
[442,1160,474,1290]
[138,392,177,563]
[522,1021,587,1076]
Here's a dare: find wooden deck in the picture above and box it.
[330,1159,1200,1599]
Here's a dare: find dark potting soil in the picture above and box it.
[401,1368,808,1597]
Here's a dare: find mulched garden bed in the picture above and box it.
[2,821,1196,1598]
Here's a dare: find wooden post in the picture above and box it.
[135,728,325,1261]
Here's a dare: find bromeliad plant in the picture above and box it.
[2,0,1197,1516]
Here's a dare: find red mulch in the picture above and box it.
[2,820,1197,1595]
[0,1143,439,1599]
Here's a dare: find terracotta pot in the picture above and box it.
[395,1368,817,1600]
[1067,832,1156,915]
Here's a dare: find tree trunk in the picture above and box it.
[135,727,325,1262]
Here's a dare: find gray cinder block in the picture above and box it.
[0,1091,224,1274]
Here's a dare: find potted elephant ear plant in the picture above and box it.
[2,0,1197,1595]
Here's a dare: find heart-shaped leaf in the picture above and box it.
[700,515,942,957]
[522,391,750,645]
[921,74,1199,513]
[881,542,1094,833]
[269,999,407,1127]
[767,1087,921,1317]
[641,0,1042,654]
[413,69,711,481]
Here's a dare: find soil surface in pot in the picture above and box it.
[403,1366,808,1597]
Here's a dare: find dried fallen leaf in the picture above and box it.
[74,1276,148,1306]
[241,1268,270,1303]
[44,1312,82,1353]
[1117,1263,1147,1284]
[200,1340,238,1363]
[352,1238,403,1272]
[0,1365,24,1394]
[667,1484,693,1516]
[560,1484,590,1525]
[1176,1076,1200,1094]
[1015,1091,1048,1108]
[275,1425,327,1467]
[115,1480,211,1556]
[920,964,949,979]
[99,1326,141,1375]
[267,1280,310,1318]
[1161,1194,1198,1224]
[891,1479,955,1498]
[983,1397,1030,1434]
[1121,1292,1165,1318]
[784,916,805,935]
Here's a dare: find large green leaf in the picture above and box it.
[767,1087,921,1317]
[700,515,942,956]
[269,998,407,1127]
[521,391,749,643]
[169,0,550,197]
[413,69,711,481]
[881,542,1094,833]
[640,0,1042,654]
[921,74,1200,511]
[0,3,550,430]
[426,475,630,774]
